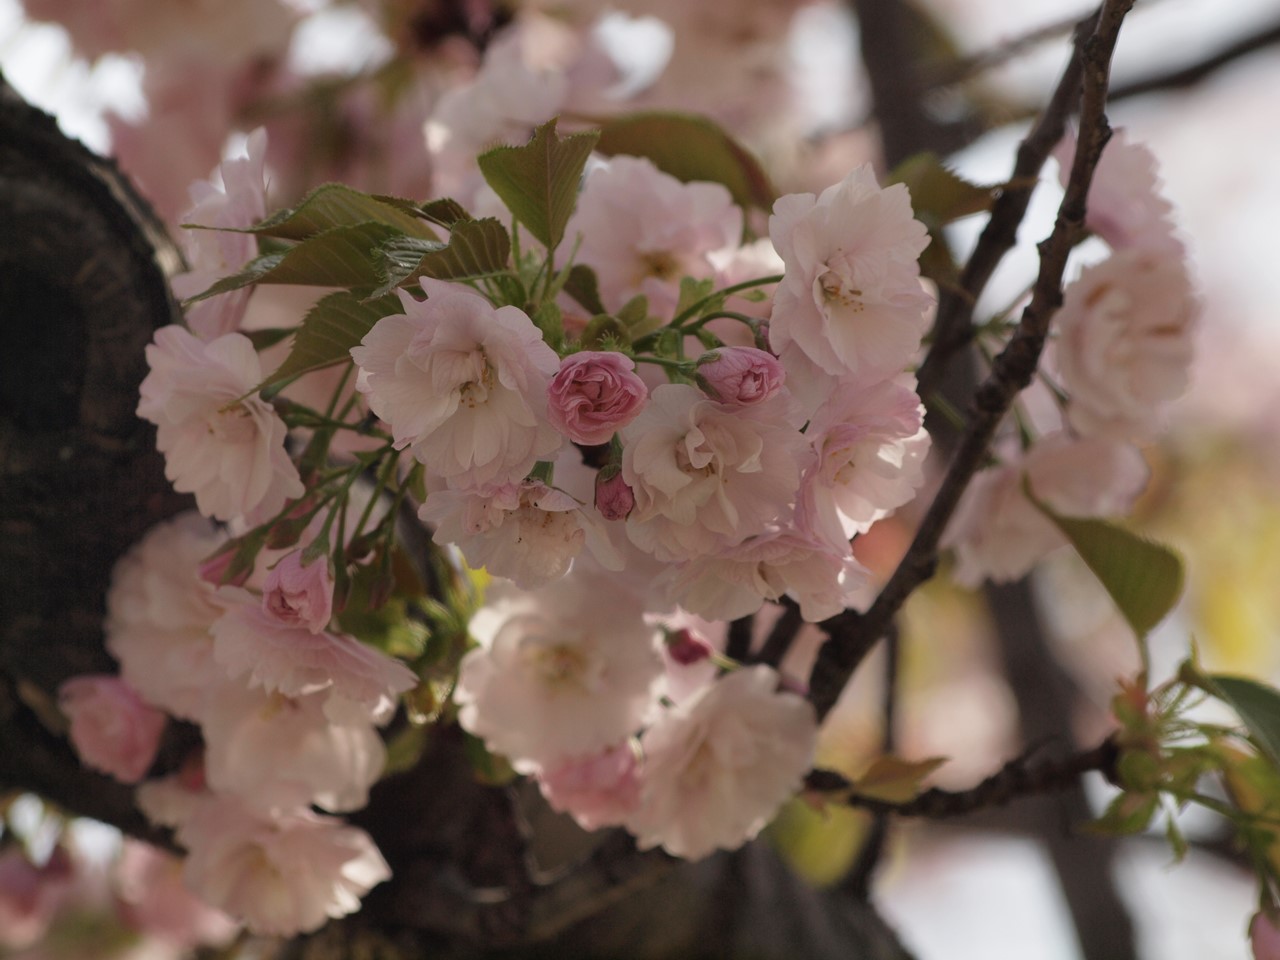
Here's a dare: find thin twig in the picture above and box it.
[809,0,1137,722]
[1109,15,1280,101]
[808,736,1120,819]
[755,598,804,669]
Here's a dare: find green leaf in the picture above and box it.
[1206,675,1280,769]
[262,290,404,392]
[852,755,947,804]
[245,183,437,240]
[595,111,776,210]
[887,152,997,227]
[186,223,402,302]
[533,300,564,351]
[418,197,473,228]
[477,119,599,252]
[1031,493,1184,639]
[372,218,512,297]
[563,264,605,315]
[674,276,717,319]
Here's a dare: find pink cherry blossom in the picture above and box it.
[114,842,239,948]
[1055,247,1198,441]
[201,683,386,814]
[421,479,620,589]
[178,798,389,937]
[796,373,930,548]
[351,280,562,487]
[536,743,643,831]
[621,385,808,562]
[211,588,418,726]
[695,347,785,406]
[625,665,817,860]
[658,527,870,623]
[171,128,269,341]
[548,351,649,445]
[105,512,226,721]
[263,549,334,634]
[566,156,744,317]
[457,574,664,771]
[58,675,166,784]
[769,164,932,379]
[137,326,303,523]
[1055,128,1183,255]
[0,847,72,950]
[943,434,1150,587]
[1252,911,1280,960]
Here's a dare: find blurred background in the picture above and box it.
[2,0,1278,957]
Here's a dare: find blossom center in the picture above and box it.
[641,250,681,282]
[208,402,257,443]
[459,359,496,408]
[817,268,863,312]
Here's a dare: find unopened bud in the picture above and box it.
[665,628,713,666]
[198,541,251,588]
[594,467,635,521]
[695,346,784,406]
[1252,911,1280,960]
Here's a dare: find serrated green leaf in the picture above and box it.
[371,218,512,297]
[383,723,430,776]
[533,300,563,351]
[564,264,605,315]
[262,290,403,391]
[477,119,599,252]
[887,152,997,226]
[595,111,775,210]
[1206,675,1280,769]
[1091,792,1158,835]
[186,223,402,302]
[418,197,473,228]
[1031,494,1184,639]
[246,183,437,240]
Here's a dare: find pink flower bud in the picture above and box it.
[595,468,636,521]
[1252,911,1280,960]
[665,628,713,666]
[0,847,73,950]
[58,676,166,784]
[262,549,335,634]
[695,346,785,405]
[548,351,649,446]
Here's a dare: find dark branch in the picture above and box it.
[808,736,1120,819]
[809,0,1137,722]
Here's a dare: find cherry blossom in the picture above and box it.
[170,128,269,341]
[695,347,786,406]
[625,665,817,860]
[262,549,335,634]
[351,281,562,486]
[796,374,930,548]
[456,574,664,771]
[201,683,386,815]
[0,848,72,950]
[1055,128,1183,255]
[621,385,808,562]
[178,799,389,938]
[536,743,643,831]
[137,326,303,523]
[57,675,166,784]
[105,512,226,721]
[943,434,1150,587]
[211,588,418,726]
[769,164,932,380]
[566,156,744,317]
[421,479,620,588]
[657,527,870,623]
[1055,248,1198,441]
[547,350,649,445]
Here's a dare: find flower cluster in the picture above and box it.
[69,76,1201,938]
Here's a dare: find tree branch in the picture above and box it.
[808,0,1136,723]
[808,735,1119,819]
